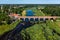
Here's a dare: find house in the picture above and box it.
[9,13,20,20]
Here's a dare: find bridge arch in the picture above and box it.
[30,18,34,21]
[35,18,39,21]
[25,18,29,22]
[40,18,44,21]
[50,18,54,20]
[20,18,24,21]
[45,18,49,20]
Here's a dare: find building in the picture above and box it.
[9,13,20,20]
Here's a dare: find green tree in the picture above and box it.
[0,13,10,24]
[42,6,60,16]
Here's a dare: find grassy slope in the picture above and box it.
[46,21,60,40]
[21,24,46,40]
[21,21,60,40]
[0,20,20,35]
[34,10,45,16]
[46,21,60,34]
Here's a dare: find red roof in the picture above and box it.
[9,13,20,17]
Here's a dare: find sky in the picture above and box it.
[0,0,60,4]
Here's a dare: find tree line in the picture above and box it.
[41,6,60,16]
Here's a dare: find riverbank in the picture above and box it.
[0,20,21,35]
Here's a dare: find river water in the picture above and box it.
[0,21,34,40]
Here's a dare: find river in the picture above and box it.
[0,21,35,40]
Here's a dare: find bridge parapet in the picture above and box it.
[18,16,60,21]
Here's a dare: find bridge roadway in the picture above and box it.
[18,16,60,21]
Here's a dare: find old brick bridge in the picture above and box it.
[18,16,60,21]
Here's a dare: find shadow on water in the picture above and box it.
[0,21,35,40]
